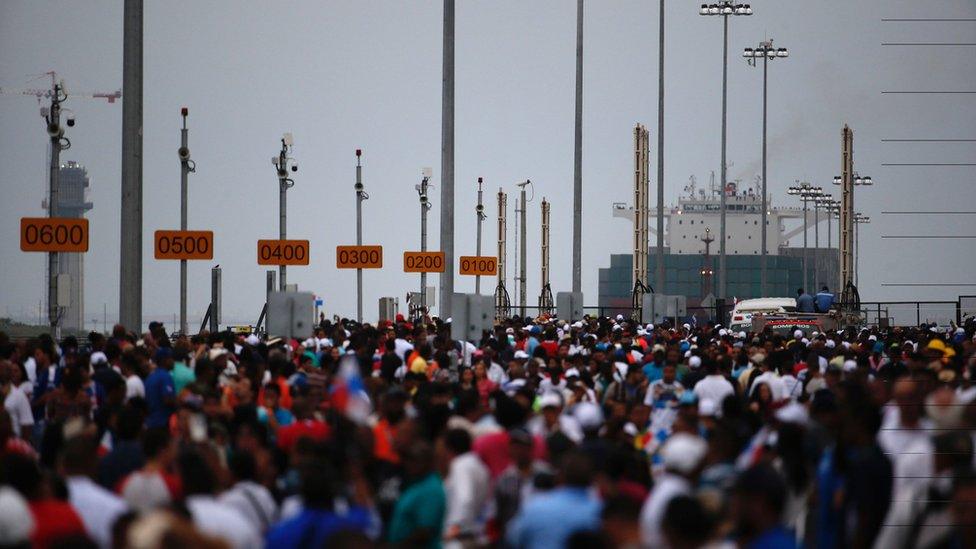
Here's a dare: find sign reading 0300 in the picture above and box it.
[154,230,213,260]
[257,239,310,266]
[336,245,383,269]
[20,218,89,253]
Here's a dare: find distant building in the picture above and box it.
[53,161,93,331]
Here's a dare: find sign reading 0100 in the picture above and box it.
[20,218,89,253]
[403,251,445,273]
[257,239,310,266]
[154,230,213,260]
[459,256,497,276]
[336,245,383,269]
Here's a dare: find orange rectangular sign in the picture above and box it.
[154,230,213,260]
[403,251,445,273]
[336,245,383,269]
[459,255,497,276]
[257,239,310,265]
[20,217,89,252]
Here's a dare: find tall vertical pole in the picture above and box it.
[839,126,854,292]
[760,52,768,296]
[420,175,430,314]
[496,189,508,317]
[813,202,820,288]
[46,83,63,339]
[802,199,808,292]
[439,0,456,319]
[179,108,190,335]
[475,177,485,295]
[655,0,665,293]
[518,182,528,317]
[572,0,584,295]
[355,149,364,323]
[278,143,288,291]
[120,0,144,332]
[718,14,729,299]
[540,199,550,295]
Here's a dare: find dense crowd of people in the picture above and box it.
[0,309,974,548]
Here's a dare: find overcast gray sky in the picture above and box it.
[2,0,974,329]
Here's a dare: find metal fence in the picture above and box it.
[860,298,973,328]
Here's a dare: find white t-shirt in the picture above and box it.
[693,375,735,408]
[3,387,34,438]
[125,374,145,401]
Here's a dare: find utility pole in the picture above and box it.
[272,134,296,291]
[43,79,71,339]
[120,0,144,332]
[417,169,433,315]
[655,0,665,294]
[475,177,486,294]
[572,0,584,295]
[177,107,196,335]
[516,180,530,317]
[439,0,456,319]
[354,149,368,323]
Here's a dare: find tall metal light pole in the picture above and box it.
[655,0,666,294]
[572,0,583,295]
[354,149,368,323]
[120,0,144,332]
[744,40,787,297]
[853,213,870,287]
[417,169,433,315]
[440,0,456,319]
[788,182,821,292]
[700,2,753,299]
[42,79,71,338]
[832,165,873,292]
[177,108,196,335]
[475,177,486,295]
[272,134,296,291]
[814,194,833,290]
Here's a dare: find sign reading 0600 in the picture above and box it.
[154,230,213,260]
[257,239,310,266]
[20,218,89,253]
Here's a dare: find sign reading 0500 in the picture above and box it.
[20,218,89,253]
[257,239,310,266]
[154,231,213,260]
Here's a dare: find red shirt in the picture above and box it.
[276,419,330,452]
[29,499,87,548]
[473,431,548,479]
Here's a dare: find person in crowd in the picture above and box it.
[439,428,490,547]
[387,440,446,548]
[796,288,815,313]
[60,432,129,548]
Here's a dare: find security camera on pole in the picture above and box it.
[475,177,486,295]
[177,108,197,335]
[43,78,72,338]
[416,168,434,316]
[272,134,297,291]
[355,149,369,323]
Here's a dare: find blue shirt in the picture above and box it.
[796,293,815,313]
[505,487,601,549]
[144,368,175,428]
[748,526,798,549]
[814,291,834,312]
[265,506,372,548]
[643,361,664,383]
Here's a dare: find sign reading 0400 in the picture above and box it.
[20,218,89,253]
[459,256,497,276]
[336,245,383,269]
[403,251,445,273]
[257,239,310,266]
[154,230,213,260]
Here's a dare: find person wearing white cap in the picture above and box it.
[639,433,708,547]
[526,391,583,444]
[693,358,735,415]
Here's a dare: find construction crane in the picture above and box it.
[0,71,120,103]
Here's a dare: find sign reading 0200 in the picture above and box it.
[257,239,310,266]
[20,218,89,253]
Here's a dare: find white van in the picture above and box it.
[728,297,798,333]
